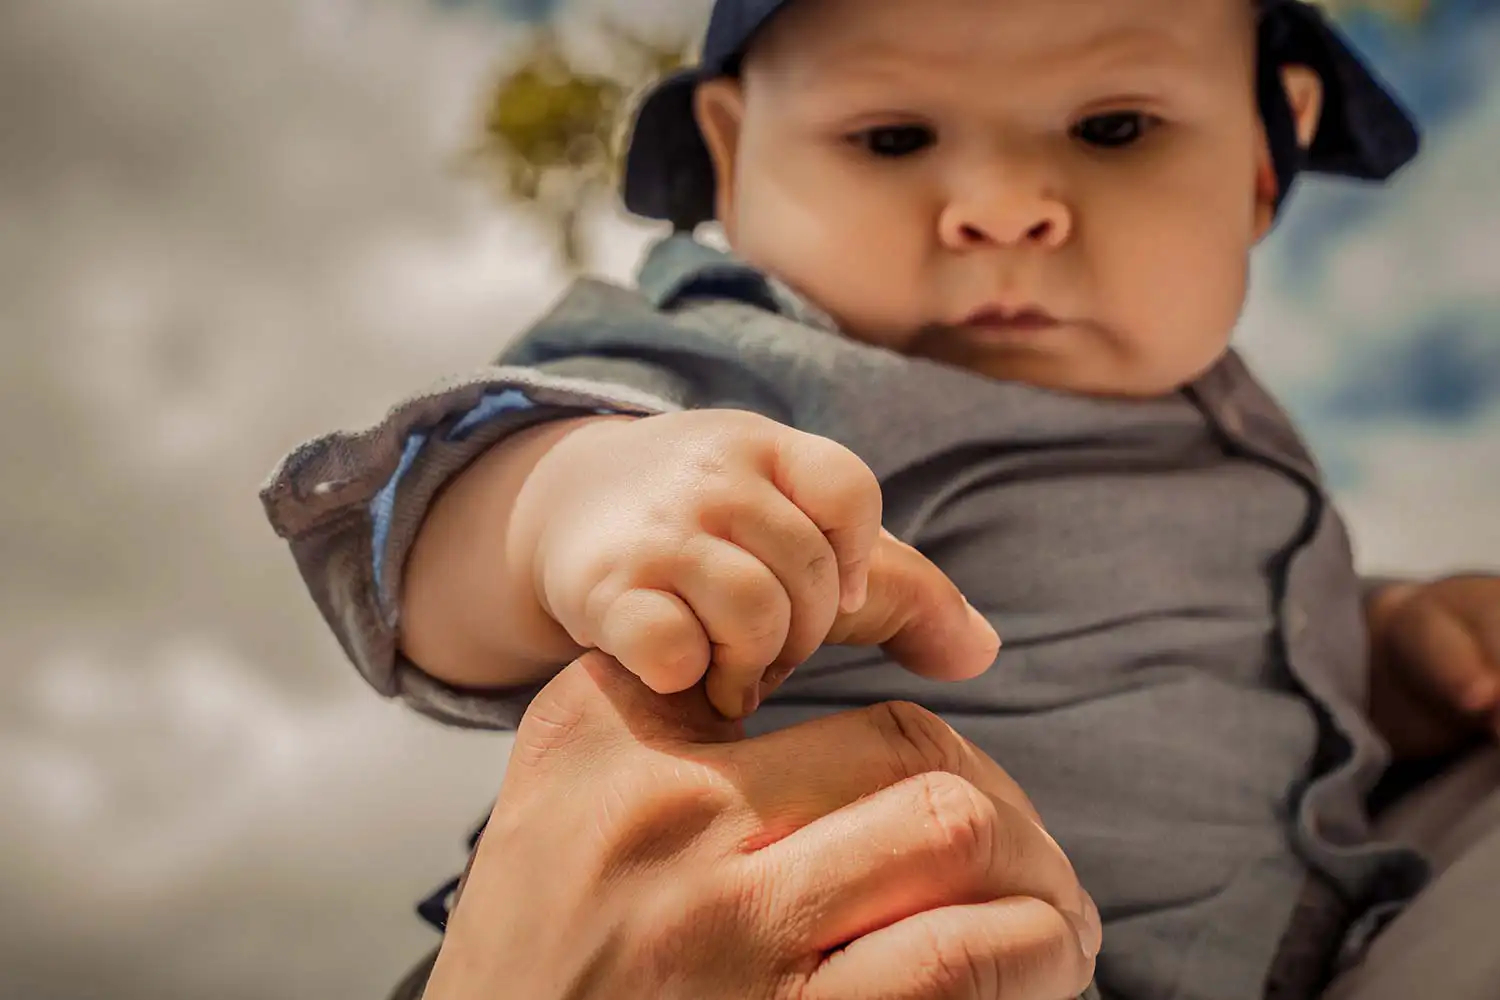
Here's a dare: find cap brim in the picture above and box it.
[1263,0,1419,180]
[621,69,719,228]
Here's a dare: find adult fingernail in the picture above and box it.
[741,687,760,717]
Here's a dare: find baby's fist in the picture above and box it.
[516,410,884,718]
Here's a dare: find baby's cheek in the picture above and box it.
[799,261,927,347]
[1102,239,1247,389]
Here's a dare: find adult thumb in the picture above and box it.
[511,652,743,776]
[824,530,1000,682]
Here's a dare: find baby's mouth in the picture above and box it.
[959,305,1060,334]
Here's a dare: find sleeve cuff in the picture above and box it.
[260,364,680,728]
[368,387,619,594]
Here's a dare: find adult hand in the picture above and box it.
[422,562,1099,1000]
[1369,574,1500,759]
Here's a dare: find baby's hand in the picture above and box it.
[1368,574,1500,758]
[516,410,998,719]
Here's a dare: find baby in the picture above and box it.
[262,0,1500,997]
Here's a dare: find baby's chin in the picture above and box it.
[957,355,1205,399]
[839,320,1225,400]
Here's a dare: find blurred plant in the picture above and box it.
[465,23,691,268]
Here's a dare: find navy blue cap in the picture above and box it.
[621,0,1421,230]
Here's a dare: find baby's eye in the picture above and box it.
[1072,112,1159,149]
[852,124,936,158]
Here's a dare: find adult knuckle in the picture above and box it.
[870,700,966,779]
[915,771,995,870]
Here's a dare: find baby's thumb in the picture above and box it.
[824,530,999,681]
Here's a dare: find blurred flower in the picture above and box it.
[466,23,690,267]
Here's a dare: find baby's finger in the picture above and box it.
[721,484,843,680]
[827,530,1000,683]
[1390,601,1498,717]
[771,431,883,614]
[597,588,712,695]
[673,535,793,719]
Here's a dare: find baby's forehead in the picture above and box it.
[748,0,1254,82]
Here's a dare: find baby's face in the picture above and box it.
[695,0,1317,397]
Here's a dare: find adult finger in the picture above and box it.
[750,768,1098,957]
[825,531,1000,682]
[708,701,1043,844]
[806,896,1096,1000]
[772,429,884,613]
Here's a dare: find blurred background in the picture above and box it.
[1,0,1496,997]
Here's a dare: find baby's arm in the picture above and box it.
[399,406,897,718]
[397,413,627,692]
[260,360,684,730]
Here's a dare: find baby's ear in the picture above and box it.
[1280,64,1325,151]
[1254,64,1326,239]
[693,78,747,236]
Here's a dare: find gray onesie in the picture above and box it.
[261,234,1428,1000]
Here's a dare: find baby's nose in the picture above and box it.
[939,185,1072,251]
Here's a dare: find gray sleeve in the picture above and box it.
[259,359,691,730]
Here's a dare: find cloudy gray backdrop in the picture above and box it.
[1,1,1495,998]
